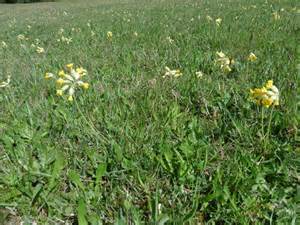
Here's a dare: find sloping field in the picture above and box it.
[0,0,299,224]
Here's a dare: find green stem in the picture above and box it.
[265,106,274,150]
[74,99,108,144]
[261,106,264,141]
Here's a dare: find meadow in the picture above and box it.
[0,0,299,224]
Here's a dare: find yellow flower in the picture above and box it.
[107,31,113,39]
[250,80,279,108]
[56,89,63,96]
[261,98,273,108]
[58,70,65,77]
[82,82,89,90]
[206,15,213,21]
[133,32,138,37]
[174,70,182,78]
[76,67,87,76]
[163,66,182,78]
[216,51,234,73]
[45,72,54,79]
[166,36,174,44]
[17,34,25,40]
[196,71,204,78]
[0,75,10,88]
[247,52,257,62]
[1,41,7,48]
[272,12,280,20]
[56,78,65,86]
[68,95,73,102]
[215,18,222,26]
[36,46,45,54]
[66,63,74,71]
[265,80,273,89]
[46,64,90,102]
[222,65,232,73]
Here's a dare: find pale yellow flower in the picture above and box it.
[133,32,138,37]
[61,36,72,44]
[206,15,213,21]
[1,41,7,48]
[56,78,65,86]
[76,67,87,76]
[166,36,174,44]
[58,28,64,35]
[66,63,74,71]
[196,71,204,78]
[36,46,45,54]
[56,89,63,96]
[68,95,73,102]
[250,80,279,107]
[107,31,113,39]
[81,82,89,90]
[0,76,10,88]
[45,72,54,79]
[46,64,89,102]
[215,18,222,26]
[58,70,65,77]
[17,34,25,41]
[163,66,182,78]
[215,51,234,73]
[248,52,257,62]
[272,12,280,20]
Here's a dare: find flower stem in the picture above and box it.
[265,106,274,150]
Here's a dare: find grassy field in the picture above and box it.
[0,0,299,224]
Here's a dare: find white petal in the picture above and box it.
[62,85,69,91]
[68,87,75,96]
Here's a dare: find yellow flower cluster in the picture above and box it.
[215,51,235,73]
[163,66,182,78]
[45,64,89,102]
[250,80,279,108]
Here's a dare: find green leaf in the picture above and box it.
[48,152,65,193]
[95,163,106,192]
[69,170,85,191]
[77,198,88,225]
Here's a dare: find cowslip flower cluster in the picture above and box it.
[248,52,257,62]
[45,64,89,102]
[215,51,235,73]
[163,66,182,78]
[0,76,11,88]
[250,80,279,108]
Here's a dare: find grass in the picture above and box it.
[0,0,299,224]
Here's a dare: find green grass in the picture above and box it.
[0,0,299,224]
